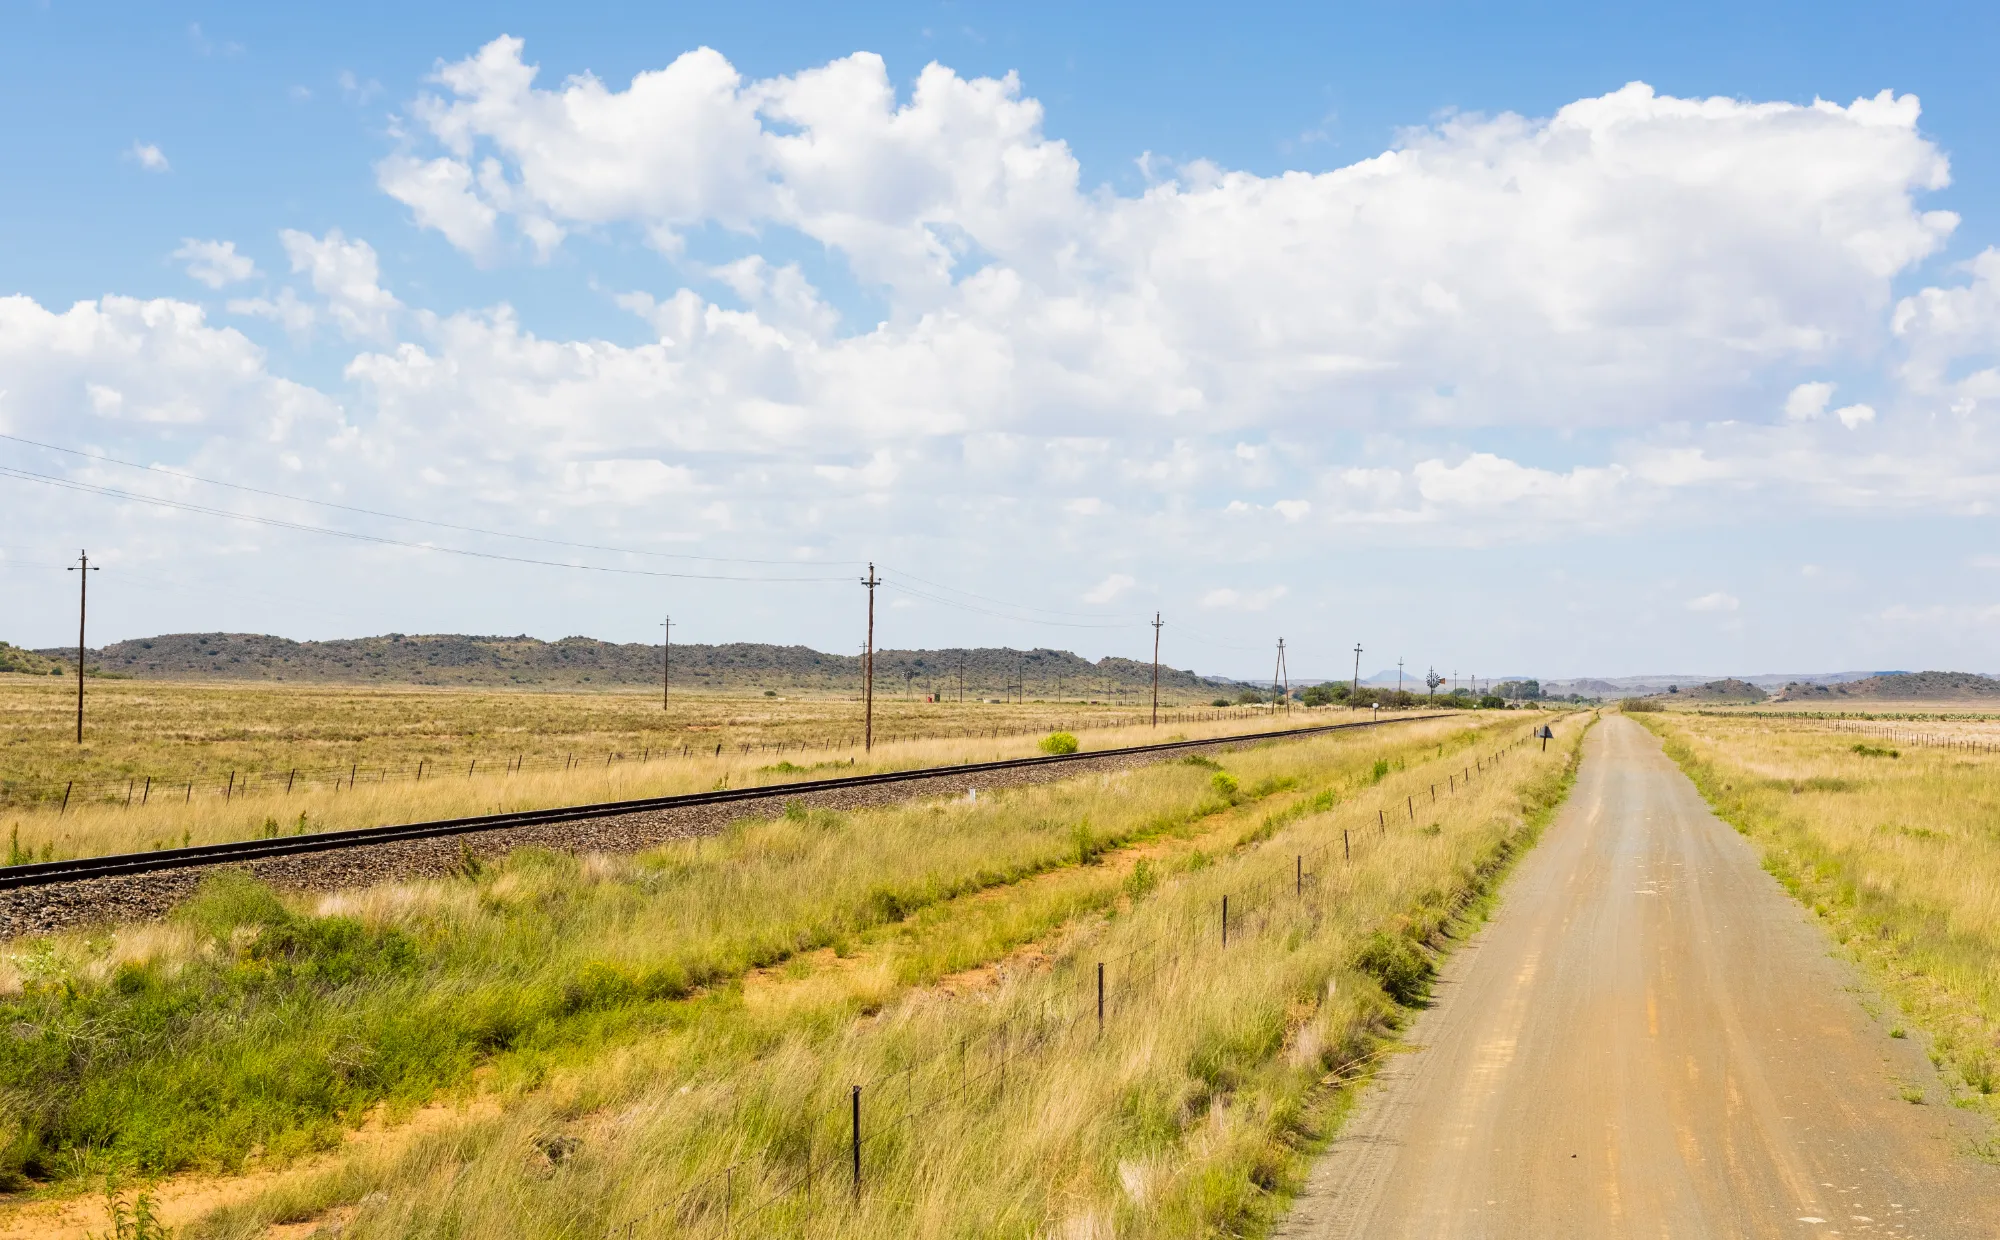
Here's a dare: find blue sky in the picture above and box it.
[3,1,1998,679]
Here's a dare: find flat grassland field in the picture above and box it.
[0,676,1288,862]
[1642,710,2000,1122]
[0,709,1586,1239]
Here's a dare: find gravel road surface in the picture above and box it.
[1281,714,2000,1238]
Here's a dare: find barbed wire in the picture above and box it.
[601,720,1568,1237]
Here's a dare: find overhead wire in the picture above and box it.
[4,435,1314,665]
[0,431,862,568]
[0,465,850,584]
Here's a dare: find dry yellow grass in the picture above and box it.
[2,675,1349,862]
[0,675,1270,803]
[42,711,1583,1239]
[1643,711,2000,1115]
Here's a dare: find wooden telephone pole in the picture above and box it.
[1150,612,1163,726]
[1272,638,1290,715]
[68,550,99,744]
[1351,643,1363,703]
[861,564,880,750]
[659,616,673,709]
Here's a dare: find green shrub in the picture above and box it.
[1072,822,1103,865]
[1037,731,1079,756]
[1850,743,1899,759]
[1210,697,1231,707]
[1123,858,1159,899]
[1210,771,1239,798]
[1354,930,1434,1006]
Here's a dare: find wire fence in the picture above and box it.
[603,724,1554,1238]
[1819,720,2000,755]
[4,706,1296,813]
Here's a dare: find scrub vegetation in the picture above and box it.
[0,675,1311,862]
[1642,712,2000,1117]
[0,710,1587,1238]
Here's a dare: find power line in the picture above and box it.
[0,431,859,568]
[0,465,850,583]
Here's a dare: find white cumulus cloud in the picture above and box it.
[1784,381,1835,421]
[380,40,1954,441]
[1685,592,1740,612]
[1200,586,1288,612]
[1082,573,1134,604]
[279,229,402,340]
[127,142,170,172]
[16,44,2000,655]
[172,239,260,289]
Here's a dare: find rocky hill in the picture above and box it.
[0,642,64,676]
[1770,671,2000,701]
[1679,678,1768,702]
[26,632,1236,698]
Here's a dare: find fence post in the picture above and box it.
[60,781,73,816]
[225,771,235,802]
[1343,828,1350,861]
[1296,854,1302,895]
[1097,962,1105,1035]
[1222,896,1229,947]
[851,1085,862,1199]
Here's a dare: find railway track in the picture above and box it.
[2,714,1443,894]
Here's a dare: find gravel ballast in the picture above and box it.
[1,729,1334,938]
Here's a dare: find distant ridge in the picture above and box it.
[1771,670,2000,701]
[24,632,1238,698]
[1678,678,1768,702]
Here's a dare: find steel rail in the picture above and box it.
[0,713,1447,891]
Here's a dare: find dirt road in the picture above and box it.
[1281,715,2000,1238]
